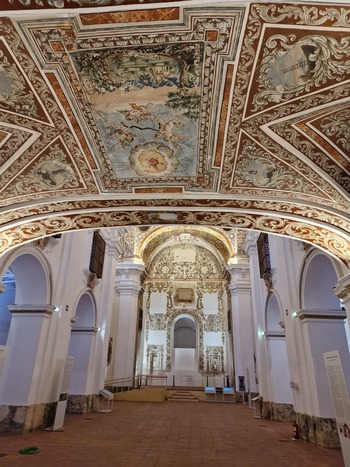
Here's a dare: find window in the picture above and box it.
[89,231,106,278]
[257,233,271,278]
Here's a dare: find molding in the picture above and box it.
[71,326,98,334]
[296,309,346,321]
[8,304,56,316]
[264,331,285,339]
[334,273,350,300]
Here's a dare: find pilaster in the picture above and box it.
[112,261,144,383]
[227,261,257,392]
[0,304,56,432]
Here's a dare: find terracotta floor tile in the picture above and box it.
[0,401,344,466]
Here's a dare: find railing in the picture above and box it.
[105,374,168,393]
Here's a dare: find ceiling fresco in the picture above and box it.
[0,1,349,265]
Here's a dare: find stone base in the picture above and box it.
[0,402,57,433]
[295,412,339,448]
[67,394,95,413]
[262,401,294,422]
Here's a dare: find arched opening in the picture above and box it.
[67,292,97,408]
[0,253,49,345]
[173,315,197,372]
[300,252,350,419]
[303,254,341,311]
[11,254,49,305]
[171,314,199,386]
[174,317,196,349]
[265,293,293,418]
[0,270,15,345]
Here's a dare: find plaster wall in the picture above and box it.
[150,291,167,314]
[202,293,218,314]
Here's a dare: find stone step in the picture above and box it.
[167,391,200,402]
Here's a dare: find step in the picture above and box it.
[167,391,200,402]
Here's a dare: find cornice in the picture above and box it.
[296,309,346,321]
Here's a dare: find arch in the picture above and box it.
[1,208,349,267]
[68,291,97,396]
[0,270,15,345]
[72,291,96,329]
[264,291,293,406]
[1,250,50,306]
[138,226,234,264]
[265,292,283,332]
[170,313,199,374]
[174,316,196,349]
[301,251,342,311]
[0,250,50,345]
[166,310,203,372]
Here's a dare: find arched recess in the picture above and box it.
[265,292,293,407]
[0,251,50,345]
[301,251,342,311]
[68,291,97,397]
[171,313,199,374]
[299,250,350,419]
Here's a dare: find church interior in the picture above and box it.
[0,0,350,463]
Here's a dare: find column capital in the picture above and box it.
[115,261,145,296]
[334,273,350,301]
[244,231,259,257]
[227,262,251,294]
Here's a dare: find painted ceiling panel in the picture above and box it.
[0,1,349,265]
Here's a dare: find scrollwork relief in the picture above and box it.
[320,109,350,153]
[253,34,350,111]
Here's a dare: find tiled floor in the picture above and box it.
[0,401,344,466]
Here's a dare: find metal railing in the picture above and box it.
[105,374,168,393]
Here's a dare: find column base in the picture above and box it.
[262,401,295,422]
[0,402,56,433]
[67,394,95,413]
[295,412,339,448]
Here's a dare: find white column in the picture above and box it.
[112,261,144,383]
[0,305,55,405]
[228,261,257,392]
[295,309,349,418]
[245,232,268,398]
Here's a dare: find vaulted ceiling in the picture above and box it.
[0,1,349,265]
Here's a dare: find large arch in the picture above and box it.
[0,249,51,345]
[1,210,349,267]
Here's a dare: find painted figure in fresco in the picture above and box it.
[155,118,184,146]
[121,103,154,124]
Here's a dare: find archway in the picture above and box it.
[265,292,293,419]
[299,252,350,420]
[0,252,49,344]
[67,292,97,411]
[173,315,197,370]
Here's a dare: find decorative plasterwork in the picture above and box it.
[0,3,348,266]
[139,226,234,264]
[1,207,349,265]
[19,7,243,194]
[4,0,183,9]
[144,237,227,372]
[146,344,164,374]
[205,346,224,374]
[147,244,224,280]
